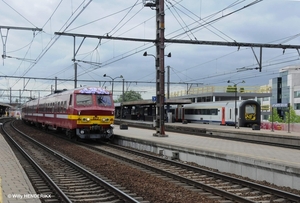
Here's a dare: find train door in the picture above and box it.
[225,103,234,126]
[221,107,225,125]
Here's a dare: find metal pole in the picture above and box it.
[167,65,170,99]
[235,85,237,128]
[288,103,290,133]
[118,78,128,129]
[74,62,77,88]
[122,79,125,102]
[167,66,170,114]
[120,79,125,122]
[111,79,114,98]
[55,77,57,92]
[153,0,167,137]
[73,36,77,88]
[271,107,274,132]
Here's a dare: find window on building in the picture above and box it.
[294,91,300,98]
[263,115,269,120]
[294,103,300,110]
[262,97,269,101]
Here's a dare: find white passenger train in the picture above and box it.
[170,100,261,127]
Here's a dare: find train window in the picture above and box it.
[59,102,61,112]
[211,109,218,115]
[184,108,218,115]
[245,104,256,120]
[57,101,60,112]
[54,102,58,112]
[69,95,73,106]
[76,94,93,106]
[60,101,63,112]
[64,101,67,112]
[245,104,256,113]
[97,95,112,106]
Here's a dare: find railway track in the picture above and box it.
[9,119,300,202]
[1,120,141,203]
[85,142,300,203]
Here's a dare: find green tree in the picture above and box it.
[284,107,300,123]
[268,108,283,123]
[115,90,143,102]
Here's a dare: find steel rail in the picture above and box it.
[1,120,71,203]
[11,121,140,203]
[110,143,300,203]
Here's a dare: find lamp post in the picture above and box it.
[103,74,123,98]
[143,51,171,136]
[227,80,245,128]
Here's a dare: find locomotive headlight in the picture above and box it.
[80,130,85,134]
[102,118,109,122]
[82,117,90,122]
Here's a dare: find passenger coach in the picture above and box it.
[172,100,261,127]
[21,87,115,139]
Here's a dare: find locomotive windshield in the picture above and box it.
[75,94,112,106]
[245,104,256,120]
[76,94,93,106]
[245,104,256,113]
[96,95,112,106]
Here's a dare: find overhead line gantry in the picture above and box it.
[55,32,300,73]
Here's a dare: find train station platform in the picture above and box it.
[0,134,41,203]
[115,119,300,148]
[112,123,300,190]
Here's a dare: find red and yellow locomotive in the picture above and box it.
[21,87,115,139]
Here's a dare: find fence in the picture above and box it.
[261,122,300,133]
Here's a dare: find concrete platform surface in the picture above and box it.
[0,134,41,203]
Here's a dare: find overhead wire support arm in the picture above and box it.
[0,25,42,63]
[55,32,156,43]
[72,36,86,61]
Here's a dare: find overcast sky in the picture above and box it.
[0,0,299,102]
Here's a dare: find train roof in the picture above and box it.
[49,87,111,96]
[74,87,111,95]
[183,100,258,108]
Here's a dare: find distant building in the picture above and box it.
[269,65,300,119]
